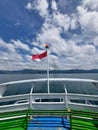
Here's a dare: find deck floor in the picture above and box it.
[0,110,98,130]
[28,116,70,130]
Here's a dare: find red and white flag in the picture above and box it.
[32,51,47,60]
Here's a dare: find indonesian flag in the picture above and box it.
[32,51,47,60]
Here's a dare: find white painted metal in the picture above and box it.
[0,92,98,112]
[46,48,50,94]
[64,84,68,108]
[0,78,98,86]
[0,86,6,97]
[29,86,34,109]
[0,78,98,113]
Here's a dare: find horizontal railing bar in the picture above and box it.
[0,93,30,100]
[68,102,98,107]
[0,93,98,101]
[72,116,93,120]
[0,115,26,121]
[68,93,98,97]
[0,92,98,113]
[1,78,98,86]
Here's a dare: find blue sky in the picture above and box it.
[0,0,98,70]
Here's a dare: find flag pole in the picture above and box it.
[45,44,50,94]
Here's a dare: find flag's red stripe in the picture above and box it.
[32,51,47,60]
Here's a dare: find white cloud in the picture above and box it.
[52,12,70,32]
[35,19,97,69]
[82,0,98,11]
[25,2,33,10]
[1,1,98,70]
[30,0,49,17]
[25,54,32,61]
[70,14,78,30]
[36,24,68,55]
[26,0,98,70]
[49,55,59,69]
[11,40,30,51]
[0,38,15,53]
[93,37,98,46]
[0,38,31,70]
[77,6,98,34]
[31,47,43,54]
[51,0,58,11]
[81,44,96,55]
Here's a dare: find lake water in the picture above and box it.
[0,73,98,83]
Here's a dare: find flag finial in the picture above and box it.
[45,43,49,49]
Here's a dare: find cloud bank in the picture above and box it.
[0,0,98,70]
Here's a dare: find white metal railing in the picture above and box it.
[67,93,98,111]
[64,84,68,109]
[0,78,98,113]
[0,92,98,113]
[67,93,98,101]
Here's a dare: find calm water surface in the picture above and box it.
[0,73,98,83]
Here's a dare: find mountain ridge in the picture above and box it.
[0,69,98,74]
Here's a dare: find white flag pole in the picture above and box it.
[45,44,50,94]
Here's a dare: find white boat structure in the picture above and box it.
[0,78,98,113]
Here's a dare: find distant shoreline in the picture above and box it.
[0,69,98,74]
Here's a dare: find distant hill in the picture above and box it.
[0,69,98,74]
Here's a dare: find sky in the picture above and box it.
[0,0,98,70]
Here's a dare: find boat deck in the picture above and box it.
[28,116,70,130]
[0,109,98,130]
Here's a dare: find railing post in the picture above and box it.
[29,86,33,110]
[64,85,68,109]
[0,86,6,97]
